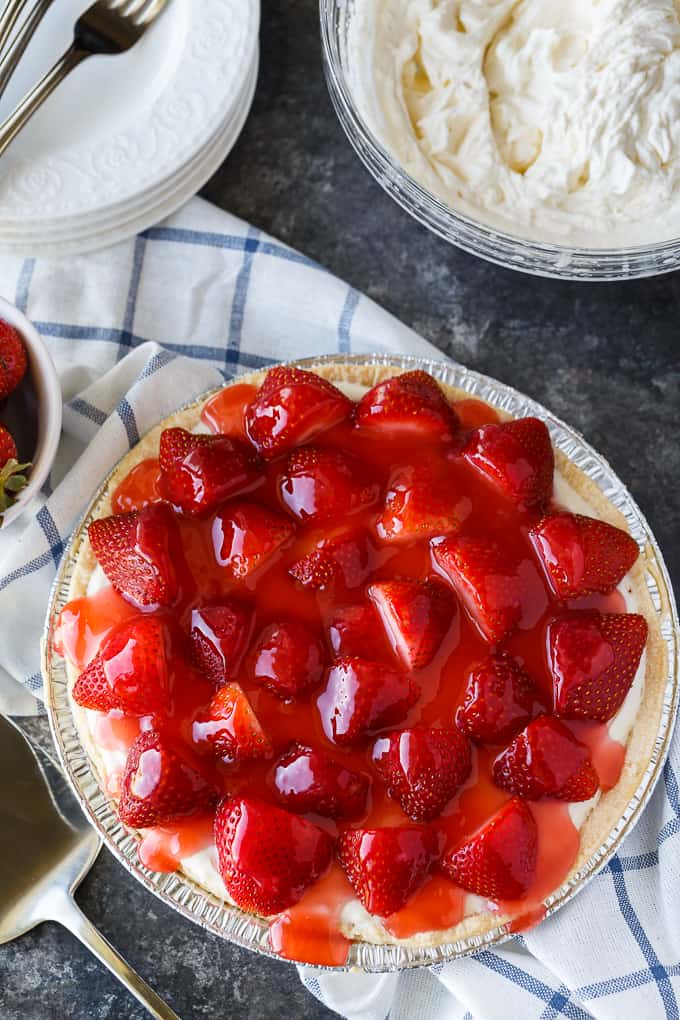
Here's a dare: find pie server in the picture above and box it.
[0,713,180,1019]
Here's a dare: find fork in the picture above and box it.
[0,0,169,159]
[0,0,54,103]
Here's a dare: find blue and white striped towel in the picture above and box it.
[0,197,677,1020]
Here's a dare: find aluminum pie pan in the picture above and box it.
[43,352,680,973]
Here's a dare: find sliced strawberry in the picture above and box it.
[375,463,471,544]
[72,616,171,714]
[278,446,378,525]
[273,743,370,819]
[463,418,554,510]
[212,501,295,579]
[289,529,371,591]
[441,797,538,900]
[368,578,456,670]
[245,366,351,460]
[192,682,272,763]
[158,427,259,516]
[372,726,472,822]
[89,502,180,608]
[456,653,535,744]
[547,611,647,722]
[529,512,639,598]
[355,371,459,439]
[327,603,384,660]
[0,422,17,464]
[338,826,442,916]
[214,796,334,914]
[190,601,254,687]
[249,620,325,701]
[432,534,523,643]
[0,319,27,399]
[493,716,599,802]
[118,730,217,828]
[317,657,418,745]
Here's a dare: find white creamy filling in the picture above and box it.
[347,0,680,247]
[82,383,646,937]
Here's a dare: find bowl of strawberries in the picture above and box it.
[0,295,61,528]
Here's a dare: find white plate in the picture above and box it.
[0,0,259,227]
[0,51,258,255]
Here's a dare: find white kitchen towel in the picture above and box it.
[0,197,677,1020]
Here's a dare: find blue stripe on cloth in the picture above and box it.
[0,547,55,593]
[141,226,322,271]
[663,761,680,820]
[15,257,35,312]
[227,226,260,367]
[118,235,147,359]
[578,963,680,1001]
[473,952,592,1020]
[338,286,360,354]
[117,397,139,447]
[26,672,43,692]
[614,850,660,872]
[140,349,176,379]
[36,506,64,568]
[539,989,572,1020]
[658,818,680,845]
[608,855,679,1019]
[69,398,107,426]
[33,321,272,370]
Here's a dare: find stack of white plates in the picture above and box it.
[0,0,259,256]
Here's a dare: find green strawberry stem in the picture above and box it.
[0,458,31,522]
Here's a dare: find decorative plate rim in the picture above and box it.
[43,352,680,973]
[0,0,260,225]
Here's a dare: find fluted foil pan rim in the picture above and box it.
[43,352,679,972]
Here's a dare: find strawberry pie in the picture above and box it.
[54,362,665,966]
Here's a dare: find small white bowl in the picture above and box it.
[0,295,62,529]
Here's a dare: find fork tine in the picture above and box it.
[134,0,169,26]
[0,0,30,55]
[116,0,146,17]
[0,0,53,102]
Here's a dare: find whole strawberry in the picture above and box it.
[0,321,27,400]
[0,424,30,520]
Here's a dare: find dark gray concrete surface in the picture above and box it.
[2,2,678,1018]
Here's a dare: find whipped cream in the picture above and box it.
[347,0,680,246]
[79,383,647,941]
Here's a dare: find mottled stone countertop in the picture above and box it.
[2,2,679,1018]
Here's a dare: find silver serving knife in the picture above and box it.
[0,714,180,1019]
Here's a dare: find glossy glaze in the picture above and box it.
[57,379,636,966]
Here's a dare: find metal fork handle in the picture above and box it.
[46,885,181,1020]
[0,0,54,102]
[0,0,30,55]
[0,41,87,158]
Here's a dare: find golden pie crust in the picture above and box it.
[62,362,668,950]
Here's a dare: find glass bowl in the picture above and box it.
[43,353,679,972]
[319,0,680,281]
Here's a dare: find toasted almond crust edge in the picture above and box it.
[61,361,668,951]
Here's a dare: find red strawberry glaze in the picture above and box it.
[55,587,137,668]
[202,383,258,439]
[568,722,626,792]
[269,863,354,966]
[384,875,467,939]
[138,815,215,873]
[454,400,501,430]
[55,378,642,963]
[112,459,163,514]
